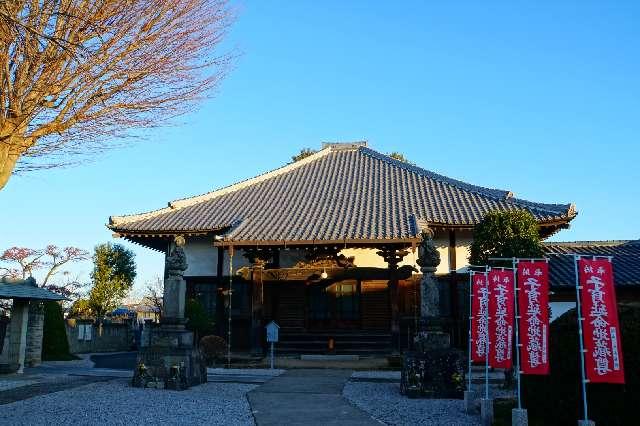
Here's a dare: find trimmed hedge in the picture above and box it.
[522,304,640,425]
[42,301,74,361]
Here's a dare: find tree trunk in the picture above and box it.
[0,143,20,190]
[0,129,32,191]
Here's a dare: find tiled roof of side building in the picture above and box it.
[544,240,640,288]
[0,278,67,300]
[108,142,577,244]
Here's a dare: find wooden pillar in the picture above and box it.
[448,230,461,345]
[216,247,225,337]
[377,247,409,354]
[245,250,272,357]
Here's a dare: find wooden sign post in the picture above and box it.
[266,321,280,369]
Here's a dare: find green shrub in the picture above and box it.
[199,335,227,366]
[522,304,640,425]
[185,298,214,343]
[469,210,543,266]
[42,301,74,361]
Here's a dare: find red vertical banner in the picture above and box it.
[488,269,514,369]
[471,272,489,363]
[578,258,625,384]
[517,261,551,375]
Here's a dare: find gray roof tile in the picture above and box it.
[109,143,576,243]
[544,241,640,288]
[0,278,67,300]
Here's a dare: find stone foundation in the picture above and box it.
[400,347,466,399]
[132,325,206,390]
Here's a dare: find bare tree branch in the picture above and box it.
[0,245,89,301]
[0,0,235,189]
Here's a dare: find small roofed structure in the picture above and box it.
[0,277,66,374]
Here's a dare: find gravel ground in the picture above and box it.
[343,381,481,426]
[0,380,38,392]
[208,368,285,376]
[0,379,257,426]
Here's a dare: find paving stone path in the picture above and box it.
[248,369,380,426]
[0,375,113,405]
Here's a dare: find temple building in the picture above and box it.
[108,142,576,355]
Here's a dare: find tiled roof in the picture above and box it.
[0,278,67,300]
[544,240,640,288]
[109,143,576,244]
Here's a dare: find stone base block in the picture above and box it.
[400,348,466,399]
[512,408,528,426]
[464,390,477,413]
[578,421,595,426]
[132,327,206,390]
[480,398,493,426]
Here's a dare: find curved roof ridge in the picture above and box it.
[358,146,511,200]
[358,147,575,218]
[170,147,333,208]
[544,240,633,247]
[506,197,576,217]
[110,147,336,226]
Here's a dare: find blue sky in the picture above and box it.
[1,1,638,294]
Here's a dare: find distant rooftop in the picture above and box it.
[109,143,576,247]
[544,240,640,288]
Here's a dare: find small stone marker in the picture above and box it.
[266,321,279,369]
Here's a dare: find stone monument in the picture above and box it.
[132,236,206,390]
[400,227,465,399]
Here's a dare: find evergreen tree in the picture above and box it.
[469,210,543,265]
[42,301,73,361]
[88,243,136,319]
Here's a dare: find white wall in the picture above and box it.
[183,237,218,277]
[454,230,473,272]
[181,230,473,277]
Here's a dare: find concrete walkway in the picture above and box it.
[248,369,380,426]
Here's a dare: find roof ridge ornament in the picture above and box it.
[321,141,368,150]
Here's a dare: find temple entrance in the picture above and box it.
[307,280,360,330]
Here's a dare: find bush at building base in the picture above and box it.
[522,304,640,426]
[42,301,74,361]
[199,335,227,366]
[185,298,215,344]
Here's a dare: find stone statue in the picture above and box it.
[417,227,441,318]
[416,227,440,270]
[400,225,465,400]
[166,245,188,278]
[133,234,206,390]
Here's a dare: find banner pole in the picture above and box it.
[468,271,473,394]
[480,269,494,425]
[484,270,490,401]
[573,255,590,423]
[227,245,234,369]
[513,257,522,410]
